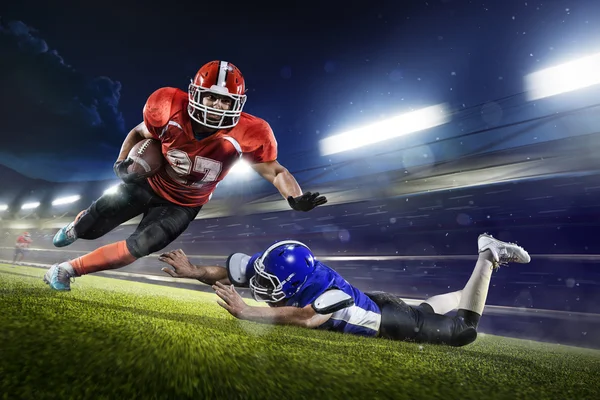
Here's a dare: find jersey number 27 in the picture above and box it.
[166,149,222,187]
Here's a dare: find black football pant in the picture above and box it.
[73,180,202,258]
[366,292,480,347]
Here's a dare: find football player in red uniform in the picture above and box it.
[44,60,327,291]
[13,231,32,264]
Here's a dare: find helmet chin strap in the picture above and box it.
[189,114,219,140]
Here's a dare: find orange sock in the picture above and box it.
[70,241,137,276]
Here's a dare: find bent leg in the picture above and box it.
[455,233,530,329]
[66,183,158,276]
[74,183,150,240]
[125,203,201,258]
[421,290,463,315]
[367,292,477,347]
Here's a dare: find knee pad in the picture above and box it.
[126,228,162,258]
[415,303,435,314]
[126,220,178,258]
[414,312,479,346]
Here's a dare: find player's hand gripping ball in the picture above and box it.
[114,139,164,183]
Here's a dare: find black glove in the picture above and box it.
[287,192,328,212]
[113,158,143,183]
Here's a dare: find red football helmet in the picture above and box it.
[188,60,247,129]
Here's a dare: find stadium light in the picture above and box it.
[104,184,120,195]
[525,52,600,100]
[229,159,253,176]
[319,104,451,156]
[51,195,81,206]
[0,204,8,211]
[21,202,40,210]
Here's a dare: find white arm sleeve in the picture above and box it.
[225,253,252,287]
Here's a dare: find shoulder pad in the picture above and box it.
[311,289,354,315]
[239,118,278,163]
[143,87,181,129]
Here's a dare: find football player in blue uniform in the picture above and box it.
[158,233,530,346]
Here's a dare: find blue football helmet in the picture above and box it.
[249,240,316,303]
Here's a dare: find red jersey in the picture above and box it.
[16,235,32,248]
[142,87,278,207]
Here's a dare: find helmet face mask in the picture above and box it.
[249,266,289,303]
[249,240,316,303]
[188,84,246,129]
[188,61,247,130]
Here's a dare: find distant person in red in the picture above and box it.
[13,232,32,264]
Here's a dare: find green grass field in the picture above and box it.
[1,264,599,400]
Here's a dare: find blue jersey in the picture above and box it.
[285,261,381,337]
[230,254,381,337]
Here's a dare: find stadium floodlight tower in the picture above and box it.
[51,195,81,206]
[21,202,40,210]
[525,52,600,100]
[318,103,450,156]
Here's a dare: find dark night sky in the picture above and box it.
[2,0,600,181]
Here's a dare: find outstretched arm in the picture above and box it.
[252,160,328,211]
[213,282,331,328]
[252,160,302,199]
[159,249,231,286]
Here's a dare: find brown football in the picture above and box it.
[127,139,164,178]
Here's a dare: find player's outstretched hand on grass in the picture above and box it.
[213,281,248,318]
[158,249,202,279]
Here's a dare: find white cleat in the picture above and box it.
[43,262,76,291]
[478,233,531,268]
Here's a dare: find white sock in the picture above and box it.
[457,250,495,315]
[59,261,78,277]
[423,290,463,315]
